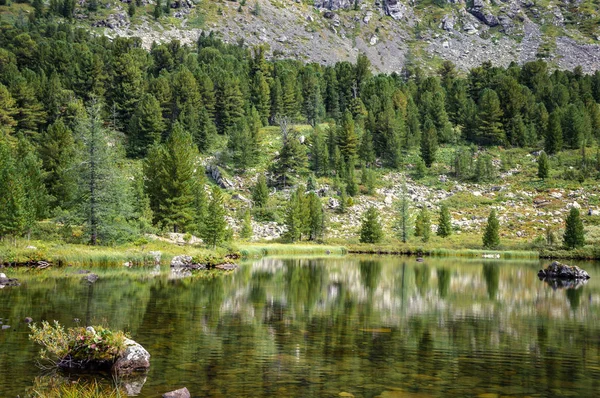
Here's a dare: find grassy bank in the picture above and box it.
[539,247,600,260]
[238,243,347,258]
[0,239,235,267]
[346,243,539,259]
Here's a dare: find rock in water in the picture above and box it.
[112,338,151,376]
[538,261,590,280]
[162,387,191,398]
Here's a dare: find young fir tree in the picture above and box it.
[393,184,412,243]
[437,205,452,238]
[202,186,228,248]
[545,111,563,155]
[338,184,348,214]
[359,207,383,244]
[274,128,307,187]
[252,174,269,208]
[482,209,500,249]
[284,187,307,242]
[420,118,438,168]
[359,128,376,167]
[240,208,253,241]
[538,151,549,179]
[415,207,431,243]
[476,88,505,145]
[563,207,585,249]
[361,165,375,195]
[346,161,358,197]
[307,192,325,241]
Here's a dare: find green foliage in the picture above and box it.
[29,321,127,365]
[437,205,452,238]
[240,208,252,240]
[359,207,383,244]
[420,118,437,168]
[393,184,412,243]
[252,174,269,208]
[474,153,496,182]
[482,209,500,249]
[537,151,549,179]
[415,207,431,243]
[202,186,229,248]
[563,207,585,249]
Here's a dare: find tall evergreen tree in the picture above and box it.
[240,208,252,240]
[563,207,585,249]
[252,174,269,208]
[393,183,412,243]
[337,110,358,162]
[0,137,26,240]
[482,209,500,249]
[307,192,325,241]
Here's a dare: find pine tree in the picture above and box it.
[310,127,329,176]
[16,137,49,237]
[338,184,348,214]
[128,93,165,157]
[346,161,358,197]
[415,207,431,242]
[482,209,500,249]
[538,151,549,179]
[338,111,358,162]
[563,207,585,249]
[252,174,269,208]
[359,207,383,244]
[545,111,563,155]
[0,83,17,136]
[251,71,271,126]
[240,208,252,240]
[359,128,376,167]
[437,205,452,238]
[274,128,307,187]
[420,118,438,168]
[476,88,504,145]
[202,186,228,248]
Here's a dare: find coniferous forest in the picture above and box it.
[1,17,600,252]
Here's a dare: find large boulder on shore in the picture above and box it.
[112,338,151,376]
[538,261,591,280]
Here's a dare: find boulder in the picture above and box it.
[112,338,151,376]
[163,387,191,398]
[170,255,193,268]
[314,0,356,10]
[385,0,406,20]
[0,274,20,287]
[83,273,99,284]
[537,261,590,280]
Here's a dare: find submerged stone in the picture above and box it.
[162,387,191,398]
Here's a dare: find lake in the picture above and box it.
[1,256,599,397]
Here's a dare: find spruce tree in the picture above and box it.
[359,207,383,244]
[476,88,504,145]
[437,205,452,237]
[482,209,500,249]
[284,187,306,242]
[0,138,26,240]
[415,207,431,242]
[346,161,358,197]
[338,185,348,214]
[563,207,585,249]
[202,186,228,248]
[338,111,358,162]
[538,151,549,179]
[359,128,376,167]
[274,128,307,187]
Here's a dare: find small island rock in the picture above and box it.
[538,261,591,280]
[112,338,151,376]
[163,387,191,398]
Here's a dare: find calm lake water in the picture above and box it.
[1,256,599,397]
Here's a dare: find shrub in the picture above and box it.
[29,321,127,369]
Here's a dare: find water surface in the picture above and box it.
[1,256,599,397]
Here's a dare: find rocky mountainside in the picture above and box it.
[88,0,600,73]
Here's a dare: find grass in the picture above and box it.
[238,243,347,258]
[29,376,125,398]
[346,242,539,259]
[0,238,235,267]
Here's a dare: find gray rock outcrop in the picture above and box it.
[314,0,358,10]
[385,0,406,20]
[0,273,20,287]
